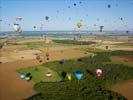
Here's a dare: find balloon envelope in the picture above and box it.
[74,71,83,80]
[20,73,26,78]
[45,16,49,20]
[13,24,21,32]
[77,22,82,28]
[16,16,23,21]
[96,69,103,77]
[67,74,72,80]
[45,72,52,78]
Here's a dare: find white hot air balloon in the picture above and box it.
[13,24,21,32]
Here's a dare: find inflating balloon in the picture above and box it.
[74,71,83,80]
[13,24,21,32]
[77,22,82,28]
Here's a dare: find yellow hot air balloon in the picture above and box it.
[67,73,72,81]
[77,22,82,28]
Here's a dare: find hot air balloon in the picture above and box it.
[36,55,40,60]
[33,26,36,29]
[16,16,23,21]
[107,4,111,8]
[99,26,104,32]
[105,45,109,50]
[67,73,72,80]
[13,24,21,32]
[45,72,52,78]
[61,71,67,79]
[19,73,26,79]
[120,17,123,21]
[77,22,82,28]
[25,76,32,81]
[74,71,84,80]
[96,69,103,77]
[45,16,49,20]
[74,3,77,6]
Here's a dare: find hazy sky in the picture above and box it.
[0,0,133,31]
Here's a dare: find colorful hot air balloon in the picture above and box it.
[96,69,103,77]
[13,24,21,32]
[77,22,82,28]
[74,71,84,80]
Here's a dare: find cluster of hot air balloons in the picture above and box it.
[19,72,32,81]
[60,69,103,81]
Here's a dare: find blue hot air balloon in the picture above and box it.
[74,71,84,80]
[20,73,26,79]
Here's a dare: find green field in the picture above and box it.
[18,50,133,100]
[53,40,96,45]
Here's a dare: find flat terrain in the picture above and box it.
[0,45,89,100]
[0,35,133,100]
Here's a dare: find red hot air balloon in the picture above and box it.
[96,69,103,77]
